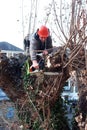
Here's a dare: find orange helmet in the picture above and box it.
[37,25,49,38]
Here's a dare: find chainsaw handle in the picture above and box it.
[29,66,35,72]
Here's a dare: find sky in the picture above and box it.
[0,0,72,50]
[0,0,86,50]
[0,0,71,50]
[0,0,23,48]
[0,0,51,49]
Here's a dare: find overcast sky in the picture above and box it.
[0,0,52,49]
[1,0,86,50]
[0,0,23,48]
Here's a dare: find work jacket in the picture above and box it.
[30,33,53,60]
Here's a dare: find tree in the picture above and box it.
[0,0,87,129]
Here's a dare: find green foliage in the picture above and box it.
[71,107,80,130]
[33,120,43,130]
[71,118,80,130]
[50,97,70,130]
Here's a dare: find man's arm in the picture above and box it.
[46,36,53,53]
[30,37,39,68]
[30,37,37,61]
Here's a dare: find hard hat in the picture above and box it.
[37,25,49,38]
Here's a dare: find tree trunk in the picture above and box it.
[75,70,87,130]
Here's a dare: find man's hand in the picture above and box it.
[43,50,48,55]
[32,60,39,69]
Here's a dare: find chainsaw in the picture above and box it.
[29,53,45,72]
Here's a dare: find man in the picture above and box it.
[29,25,53,69]
[24,34,30,53]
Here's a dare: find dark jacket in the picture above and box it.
[30,33,53,60]
[24,34,30,51]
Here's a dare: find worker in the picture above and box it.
[29,25,53,69]
[24,34,30,54]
